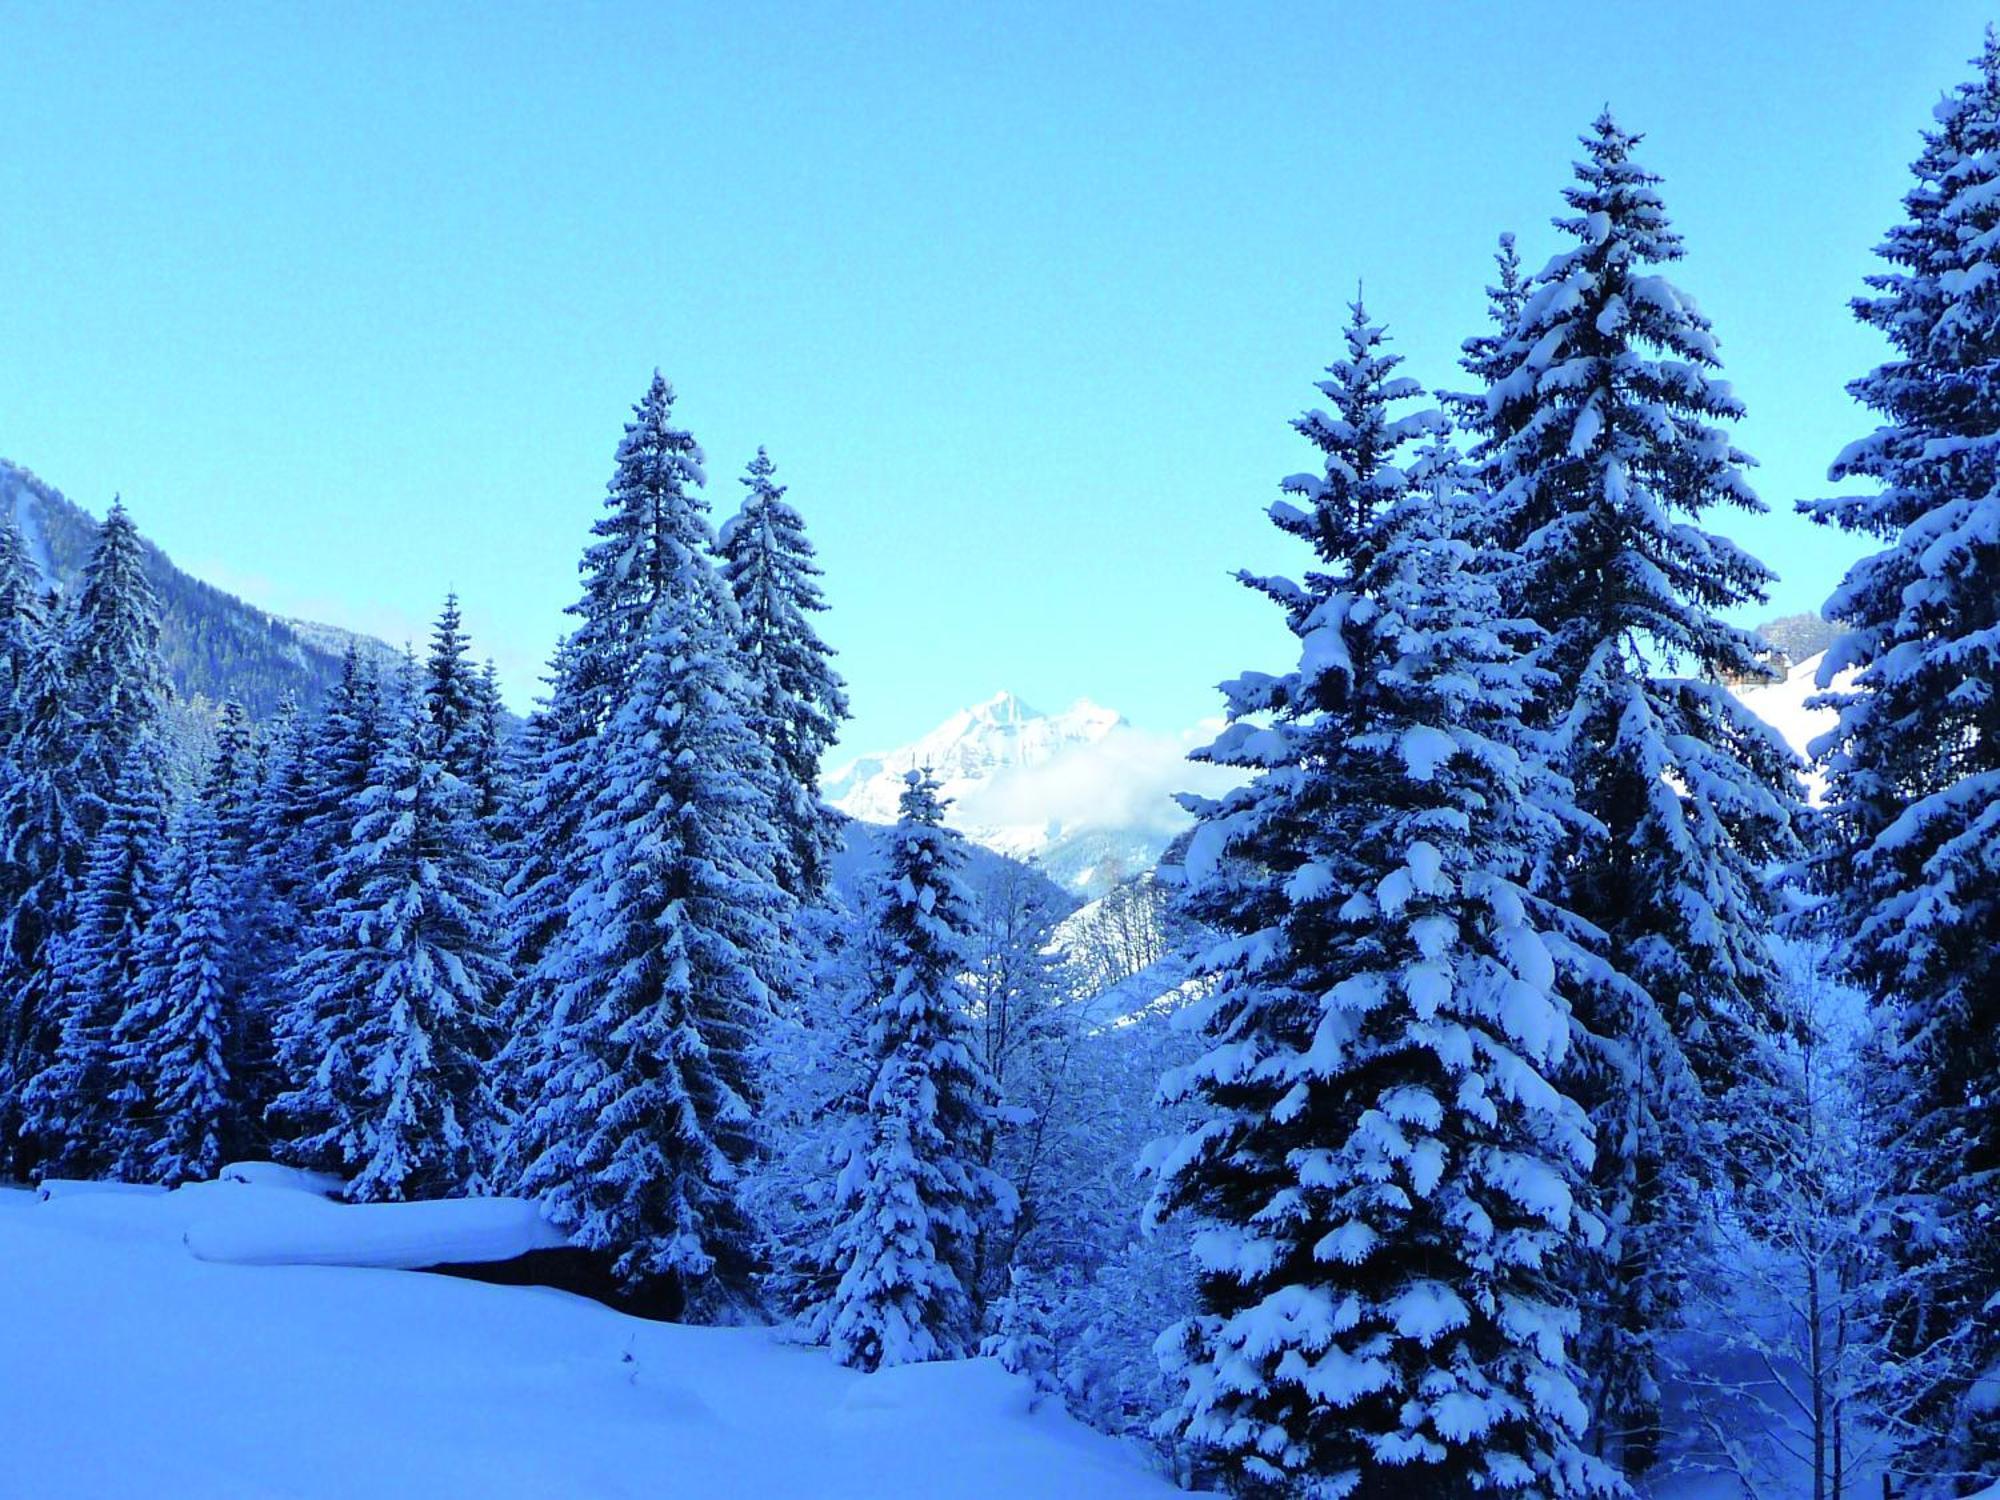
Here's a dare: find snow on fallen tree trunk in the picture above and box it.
[185,1193,569,1270]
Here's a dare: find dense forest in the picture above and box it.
[4,35,2000,1500]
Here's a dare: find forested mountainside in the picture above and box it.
[2,459,398,718]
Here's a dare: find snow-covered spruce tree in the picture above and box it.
[0,533,56,1175]
[114,796,239,1185]
[229,691,314,1138]
[491,639,587,1114]
[569,371,712,719]
[1,503,168,1177]
[247,692,313,943]
[1796,35,2000,1492]
[64,500,169,835]
[467,658,513,836]
[202,701,277,1117]
[296,648,394,895]
[342,663,507,1202]
[1152,306,1620,1497]
[719,446,850,899]
[0,512,41,760]
[21,738,172,1179]
[275,645,506,1201]
[809,769,1013,1372]
[265,651,394,1171]
[502,377,717,1129]
[423,594,486,787]
[1448,232,1530,449]
[508,431,792,1317]
[1473,113,1807,1474]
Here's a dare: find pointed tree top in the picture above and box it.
[899,765,949,825]
[1587,104,1640,154]
[741,446,784,498]
[1558,107,1678,265]
[613,370,705,482]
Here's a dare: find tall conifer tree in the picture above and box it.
[1799,36,2000,1489]
[719,447,849,898]
[116,795,239,1185]
[0,522,54,1172]
[810,770,1011,1371]
[1470,114,1807,1472]
[0,604,79,1176]
[504,378,717,1115]
[21,739,172,1178]
[0,514,40,760]
[267,652,393,1169]
[508,379,792,1314]
[344,670,507,1201]
[1154,307,1620,1496]
[3,502,168,1178]
[65,500,168,836]
[423,594,484,785]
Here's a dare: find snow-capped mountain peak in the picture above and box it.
[824,693,1126,828]
[824,693,1219,893]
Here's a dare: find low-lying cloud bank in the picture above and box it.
[953,720,1241,837]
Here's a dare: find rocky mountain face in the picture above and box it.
[3,459,400,720]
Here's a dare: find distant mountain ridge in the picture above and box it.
[2,459,402,720]
[825,692,1196,895]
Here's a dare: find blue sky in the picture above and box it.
[1,2,1992,755]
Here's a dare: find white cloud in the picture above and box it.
[954,719,1240,836]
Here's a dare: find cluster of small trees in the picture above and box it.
[1149,47,2000,1500]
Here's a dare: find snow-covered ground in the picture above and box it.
[0,1178,1176,1499]
[1729,651,1844,798]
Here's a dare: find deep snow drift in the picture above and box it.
[0,1178,1175,1499]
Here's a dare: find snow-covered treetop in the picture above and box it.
[1206,305,1447,734]
[0,510,40,619]
[1802,29,2000,962]
[567,372,725,711]
[423,593,479,763]
[1480,109,1772,683]
[718,443,850,873]
[1275,299,1447,598]
[1806,32,2000,629]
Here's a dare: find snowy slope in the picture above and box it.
[0,457,405,718]
[1727,651,1848,799]
[826,693,1230,894]
[1729,652,1839,762]
[0,1181,1175,1500]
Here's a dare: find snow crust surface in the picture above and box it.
[0,1181,1174,1499]
[184,1189,570,1268]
